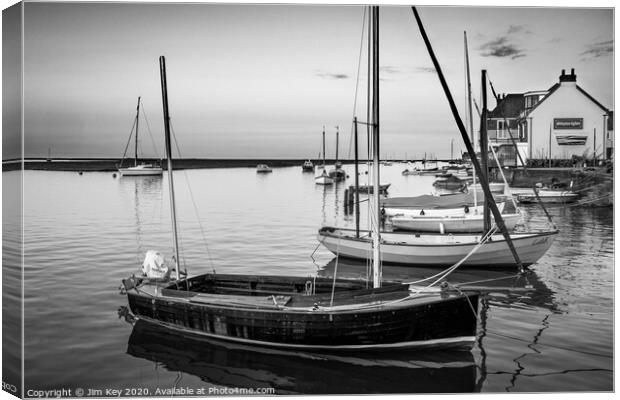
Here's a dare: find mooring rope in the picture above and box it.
[403,226,498,288]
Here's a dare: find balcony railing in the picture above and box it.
[488,137,528,144]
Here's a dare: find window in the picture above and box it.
[497,120,507,139]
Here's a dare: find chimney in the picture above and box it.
[560,68,577,83]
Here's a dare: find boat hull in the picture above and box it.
[119,167,163,176]
[350,184,390,194]
[328,169,346,181]
[385,203,503,218]
[390,212,520,233]
[318,227,557,268]
[124,275,479,351]
[469,182,505,194]
[517,192,579,204]
[315,175,334,185]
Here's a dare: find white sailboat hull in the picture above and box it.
[469,182,505,194]
[384,203,503,218]
[317,227,557,268]
[315,175,334,185]
[119,166,163,176]
[390,212,521,233]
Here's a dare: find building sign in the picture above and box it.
[554,118,583,129]
[556,135,588,146]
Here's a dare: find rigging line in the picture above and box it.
[329,236,341,307]
[346,6,368,160]
[485,72,527,169]
[403,227,498,287]
[140,101,162,158]
[489,144,519,209]
[119,117,138,168]
[169,122,216,272]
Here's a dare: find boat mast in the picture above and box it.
[411,7,523,270]
[354,117,360,238]
[480,70,490,232]
[370,5,381,288]
[322,126,326,169]
[335,126,340,166]
[134,96,141,167]
[159,56,181,280]
[464,32,477,208]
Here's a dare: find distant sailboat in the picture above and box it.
[315,127,334,185]
[328,126,346,182]
[256,164,273,173]
[301,159,314,172]
[118,97,163,177]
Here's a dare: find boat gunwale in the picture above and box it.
[131,275,479,315]
[318,226,559,248]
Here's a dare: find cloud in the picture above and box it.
[380,66,401,74]
[507,24,533,35]
[315,70,349,80]
[413,66,435,73]
[580,40,613,60]
[479,36,526,59]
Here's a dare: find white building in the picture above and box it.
[488,69,613,166]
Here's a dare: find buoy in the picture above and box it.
[78,171,83,175]
[112,173,117,178]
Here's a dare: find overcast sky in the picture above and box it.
[4,2,615,159]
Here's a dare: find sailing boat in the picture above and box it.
[118,96,163,176]
[122,47,478,350]
[315,127,334,185]
[318,8,558,269]
[301,159,314,172]
[388,31,521,234]
[328,126,346,182]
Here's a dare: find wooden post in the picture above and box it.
[593,127,597,164]
[548,123,552,168]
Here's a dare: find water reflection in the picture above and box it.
[125,319,477,394]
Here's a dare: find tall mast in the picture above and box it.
[371,5,381,288]
[322,126,326,168]
[134,96,141,167]
[480,70,490,232]
[464,31,477,208]
[335,126,339,166]
[464,32,475,149]
[354,117,360,238]
[159,56,181,280]
[412,6,523,270]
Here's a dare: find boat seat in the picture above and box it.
[190,293,292,309]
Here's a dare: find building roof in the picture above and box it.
[524,82,610,116]
[488,94,525,119]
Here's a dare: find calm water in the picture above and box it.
[3,163,614,395]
